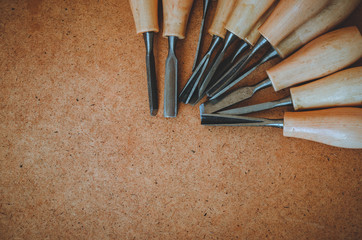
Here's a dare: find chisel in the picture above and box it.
[219,67,362,115]
[163,0,194,118]
[179,0,237,104]
[129,0,159,116]
[200,107,362,149]
[202,26,362,113]
[208,0,361,99]
[196,0,276,99]
[192,0,211,72]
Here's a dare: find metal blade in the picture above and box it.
[206,50,249,97]
[204,43,247,91]
[202,87,254,113]
[192,91,207,106]
[198,32,238,97]
[179,52,206,103]
[209,48,279,99]
[164,36,178,118]
[200,108,283,127]
[230,36,270,75]
[179,36,223,104]
[143,32,158,116]
[202,78,273,113]
[207,37,270,99]
[211,41,250,83]
[219,97,293,115]
[186,90,200,105]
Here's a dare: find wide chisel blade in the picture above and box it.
[202,86,255,113]
[202,78,273,113]
[164,36,178,118]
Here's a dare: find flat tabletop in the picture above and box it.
[0,0,361,239]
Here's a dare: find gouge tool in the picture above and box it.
[129,0,159,116]
[206,0,330,99]
[200,107,362,149]
[219,67,362,115]
[163,0,194,117]
[179,0,237,104]
[192,0,211,72]
[202,27,362,113]
[196,0,277,101]
[208,0,361,99]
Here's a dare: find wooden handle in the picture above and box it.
[129,0,159,34]
[162,0,194,39]
[244,1,277,46]
[291,67,362,110]
[267,27,362,91]
[259,0,330,47]
[275,0,361,58]
[225,0,275,40]
[283,108,362,149]
[208,0,237,38]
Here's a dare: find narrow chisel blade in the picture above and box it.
[143,32,158,116]
[219,97,292,115]
[202,86,255,113]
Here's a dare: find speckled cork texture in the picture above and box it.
[0,0,361,239]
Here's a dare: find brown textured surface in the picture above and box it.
[0,0,361,239]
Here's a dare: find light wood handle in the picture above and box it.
[267,27,362,91]
[259,0,330,47]
[162,0,194,39]
[225,0,275,40]
[275,0,361,58]
[283,108,362,149]
[244,2,277,46]
[208,0,237,38]
[129,0,159,34]
[291,67,362,110]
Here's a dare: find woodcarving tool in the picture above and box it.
[163,0,194,117]
[200,107,362,149]
[201,27,362,114]
[208,0,361,99]
[196,0,277,100]
[192,0,211,72]
[219,67,362,115]
[179,0,237,104]
[206,0,330,100]
[129,0,159,116]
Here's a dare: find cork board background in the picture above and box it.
[0,0,361,239]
